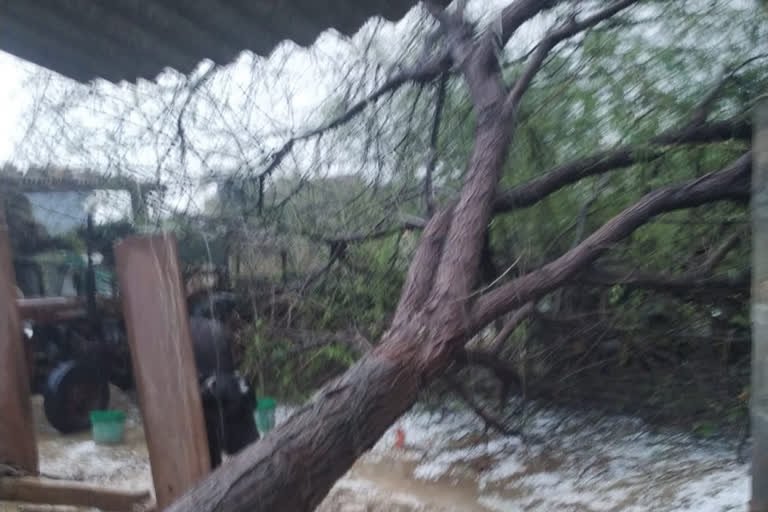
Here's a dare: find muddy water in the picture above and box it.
[0,389,751,512]
[327,406,749,511]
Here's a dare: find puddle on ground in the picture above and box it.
[0,388,751,512]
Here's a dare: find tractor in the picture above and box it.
[15,217,133,433]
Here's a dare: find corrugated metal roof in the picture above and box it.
[0,0,440,84]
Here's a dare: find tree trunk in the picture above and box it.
[166,323,427,511]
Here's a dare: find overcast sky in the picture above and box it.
[8,0,713,231]
[0,50,34,162]
[0,0,549,168]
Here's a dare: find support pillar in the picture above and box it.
[751,99,768,512]
[114,234,210,508]
[0,207,38,473]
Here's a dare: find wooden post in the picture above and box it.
[0,207,38,473]
[114,234,210,508]
[752,99,768,512]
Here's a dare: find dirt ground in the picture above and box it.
[0,387,751,512]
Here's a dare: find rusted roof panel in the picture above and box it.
[0,0,439,84]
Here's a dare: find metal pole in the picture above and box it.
[751,99,768,512]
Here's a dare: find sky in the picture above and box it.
[0,0,555,225]
[0,50,34,162]
[0,6,438,224]
[0,0,546,164]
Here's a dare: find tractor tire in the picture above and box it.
[43,360,110,434]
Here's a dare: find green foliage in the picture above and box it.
[239,319,358,401]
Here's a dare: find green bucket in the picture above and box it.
[90,410,126,445]
[254,397,276,434]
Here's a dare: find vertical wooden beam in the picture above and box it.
[114,234,210,509]
[752,99,768,512]
[0,207,38,473]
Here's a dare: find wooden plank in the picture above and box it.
[0,476,150,511]
[0,208,38,473]
[16,296,120,323]
[114,234,210,508]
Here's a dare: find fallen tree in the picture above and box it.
[165,1,756,510]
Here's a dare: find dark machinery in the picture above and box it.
[15,216,131,433]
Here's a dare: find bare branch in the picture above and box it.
[579,231,745,293]
[689,54,768,125]
[489,301,535,355]
[505,0,642,112]
[471,152,752,329]
[495,146,660,212]
[444,374,521,437]
[322,216,427,245]
[456,349,521,385]
[499,0,562,47]
[651,118,751,145]
[579,267,750,294]
[267,328,373,356]
[250,55,451,192]
[316,116,751,247]
[700,232,742,272]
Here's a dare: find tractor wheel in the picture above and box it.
[43,360,110,434]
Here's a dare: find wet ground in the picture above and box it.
[0,387,751,511]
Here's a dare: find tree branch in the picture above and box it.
[489,301,535,355]
[579,228,749,289]
[267,327,373,356]
[700,232,742,271]
[576,228,742,292]
[393,207,453,323]
[444,374,520,436]
[456,348,521,385]
[499,0,562,47]
[471,152,752,329]
[318,116,750,247]
[579,266,750,293]
[689,54,768,125]
[250,54,451,203]
[651,118,751,145]
[505,0,641,112]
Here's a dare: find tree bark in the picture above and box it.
[166,325,424,512]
